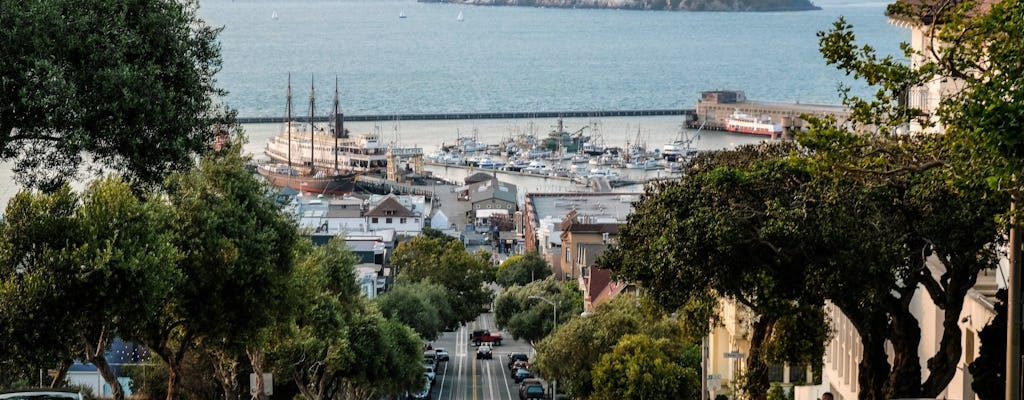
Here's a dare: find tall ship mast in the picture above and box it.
[256,76,358,195]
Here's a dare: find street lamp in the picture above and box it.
[528,295,558,400]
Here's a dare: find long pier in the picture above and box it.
[236,109,695,124]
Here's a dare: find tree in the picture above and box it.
[495,251,551,287]
[0,177,180,400]
[493,277,582,344]
[814,11,1009,398]
[0,187,88,385]
[392,236,494,324]
[599,143,831,400]
[591,334,699,400]
[532,293,698,399]
[376,281,455,340]
[0,0,227,191]
[271,239,422,400]
[135,145,300,400]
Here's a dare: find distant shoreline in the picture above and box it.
[417,0,821,12]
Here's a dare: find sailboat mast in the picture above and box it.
[287,74,292,167]
[309,76,315,170]
[334,78,340,175]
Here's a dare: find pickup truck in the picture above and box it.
[469,329,503,346]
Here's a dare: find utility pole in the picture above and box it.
[1008,198,1021,400]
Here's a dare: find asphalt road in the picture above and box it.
[426,312,538,400]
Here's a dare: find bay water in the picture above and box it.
[0,0,908,209]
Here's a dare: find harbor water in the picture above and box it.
[0,0,907,209]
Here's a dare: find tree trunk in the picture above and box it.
[743,317,772,400]
[885,303,922,399]
[50,359,73,388]
[207,349,238,400]
[85,345,126,400]
[858,333,891,400]
[247,348,266,400]
[921,266,973,396]
[165,356,182,400]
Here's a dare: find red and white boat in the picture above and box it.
[724,110,783,136]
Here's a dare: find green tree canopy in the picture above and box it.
[0,0,227,190]
[591,333,700,400]
[377,281,456,341]
[814,10,1009,398]
[133,145,300,400]
[495,251,551,287]
[532,293,698,399]
[493,277,582,344]
[392,236,494,324]
[0,178,180,398]
[271,239,422,400]
[599,142,830,399]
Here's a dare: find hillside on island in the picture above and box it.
[418,0,821,11]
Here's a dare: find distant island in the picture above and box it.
[418,0,820,12]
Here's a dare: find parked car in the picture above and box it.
[424,351,437,366]
[513,368,534,383]
[507,353,529,369]
[424,364,437,383]
[435,348,450,361]
[405,380,431,400]
[519,383,545,400]
[510,360,529,377]
[476,344,493,359]
[0,390,84,400]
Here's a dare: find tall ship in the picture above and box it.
[724,110,783,136]
[256,77,359,195]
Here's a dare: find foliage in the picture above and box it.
[392,236,494,324]
[814,7,1009,398]
[591,333,699,400]
[376,281,455,340]
[600,142,830,400]
[495,251,551,287]
[968,290,1010,400]
[0,177,180,398]
[532,293,696,399]
[133,145,300,400]
[766,383,787,400]
[493,277,582,344]
[270,238,423,400]
[0,0,228,191]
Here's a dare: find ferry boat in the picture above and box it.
[724,110,783,136]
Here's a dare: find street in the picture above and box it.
[426,312,538,400]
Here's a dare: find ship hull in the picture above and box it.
[724,125,780,136]
[257,165,357,195]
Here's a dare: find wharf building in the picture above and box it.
[693,90,851,134]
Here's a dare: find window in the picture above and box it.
[371,217,379,224]
[400,218,407,224]
[768,364,784,382]
[386,218,393,224]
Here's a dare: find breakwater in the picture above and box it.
[236,109,694,124]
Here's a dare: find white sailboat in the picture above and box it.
[457,11,464,21]
[271,11,278,20]
[399,10,407,18]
